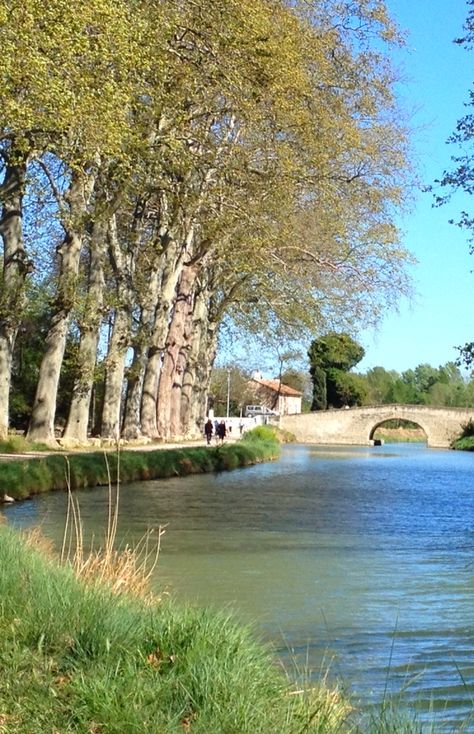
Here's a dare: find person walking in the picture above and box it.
[217,420,227,444]
[204,419,213,445]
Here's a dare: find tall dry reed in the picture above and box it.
[57,452,165,600]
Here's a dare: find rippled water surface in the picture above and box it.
[4,443,474,729]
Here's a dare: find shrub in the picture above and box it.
[451,419,474,450]
[242,425,279,443]
[460,418,474,438]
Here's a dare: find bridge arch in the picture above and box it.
[280,404,474,448]
[368,417,427,444]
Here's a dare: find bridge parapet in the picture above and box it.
[280,404,474,448]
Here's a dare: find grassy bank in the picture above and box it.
[0,522,441,734]
[373,428,426,443]
[451,435,474,450]
[0,427,443,733]
[0,428,280,501]
[451,419,474,450]
[0,524,350,733]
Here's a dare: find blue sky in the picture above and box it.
[357,0,474,374]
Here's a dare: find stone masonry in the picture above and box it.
[280,404,474,448]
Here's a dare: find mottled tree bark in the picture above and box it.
[168,297,195,438]
[62,217,108,445]
[179,285,208,437]
[187,319,218,438]
[156,263,197,440]
[27,167,97,444]
[182,273,246,436]
[101,307,131,440]
[140,244,187,438]
[100,215,133,440]
[121,270,159,440]
[0,151,30,438]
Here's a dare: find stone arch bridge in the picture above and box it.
[280,404,474,448]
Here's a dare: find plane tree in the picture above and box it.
[1,0,416,443]
[0,0,144,443]
[0,0,131,438]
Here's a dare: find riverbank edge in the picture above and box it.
[451,436,474,450]
[0,435,280,502]
[0,523,351,733]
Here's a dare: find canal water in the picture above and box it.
[3,443,474,730]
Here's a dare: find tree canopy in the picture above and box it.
[308,332,366,409]
[0,0,415,443]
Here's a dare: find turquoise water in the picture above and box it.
[4,443,474,729]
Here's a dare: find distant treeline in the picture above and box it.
[359,363,474,409]
[208,361,474,417]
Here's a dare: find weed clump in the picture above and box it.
[451,419,474,450]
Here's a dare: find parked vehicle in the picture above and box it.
[244,405,278,417]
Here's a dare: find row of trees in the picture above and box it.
[209,352,474,417]
[308,333,474,410]
[0,0,413,444]
[209,352,474,416]
[364,363,474,407]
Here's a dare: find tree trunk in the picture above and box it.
[100,215,133,440]
[156,264,197,440]
[183,271,243,435]
[168,307,194,437]
[62,218,108,445]
[121,270,159,440]
[101,306,131,440]
[0,337,13,440]
[140,243,186,438]
[179,285,208,437]
[188,321,218,438]
[27,168,96,444]
[0,152,29,438]
[140,347,161,440]
[122,345,147,440]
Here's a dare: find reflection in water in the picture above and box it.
[3,443,474,730]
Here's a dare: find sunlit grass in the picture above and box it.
[451,435,474,451]
[0,521,353,733]
[0,434,58,454]
[0,434,458,732]
[0,429,281,501]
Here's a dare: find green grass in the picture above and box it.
[0,426,452,732]
[0,430,281,500]
[0,525,350,733]
[451,419,474,450]
[0,524,447,734]
[0,434,57,454]
[451,435,474,451]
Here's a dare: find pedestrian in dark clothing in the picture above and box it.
[204,419,213,445]
[217,420,227,444]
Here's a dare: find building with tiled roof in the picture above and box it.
[248,377,302,415]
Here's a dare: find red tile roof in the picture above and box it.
[251,378,302,397]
